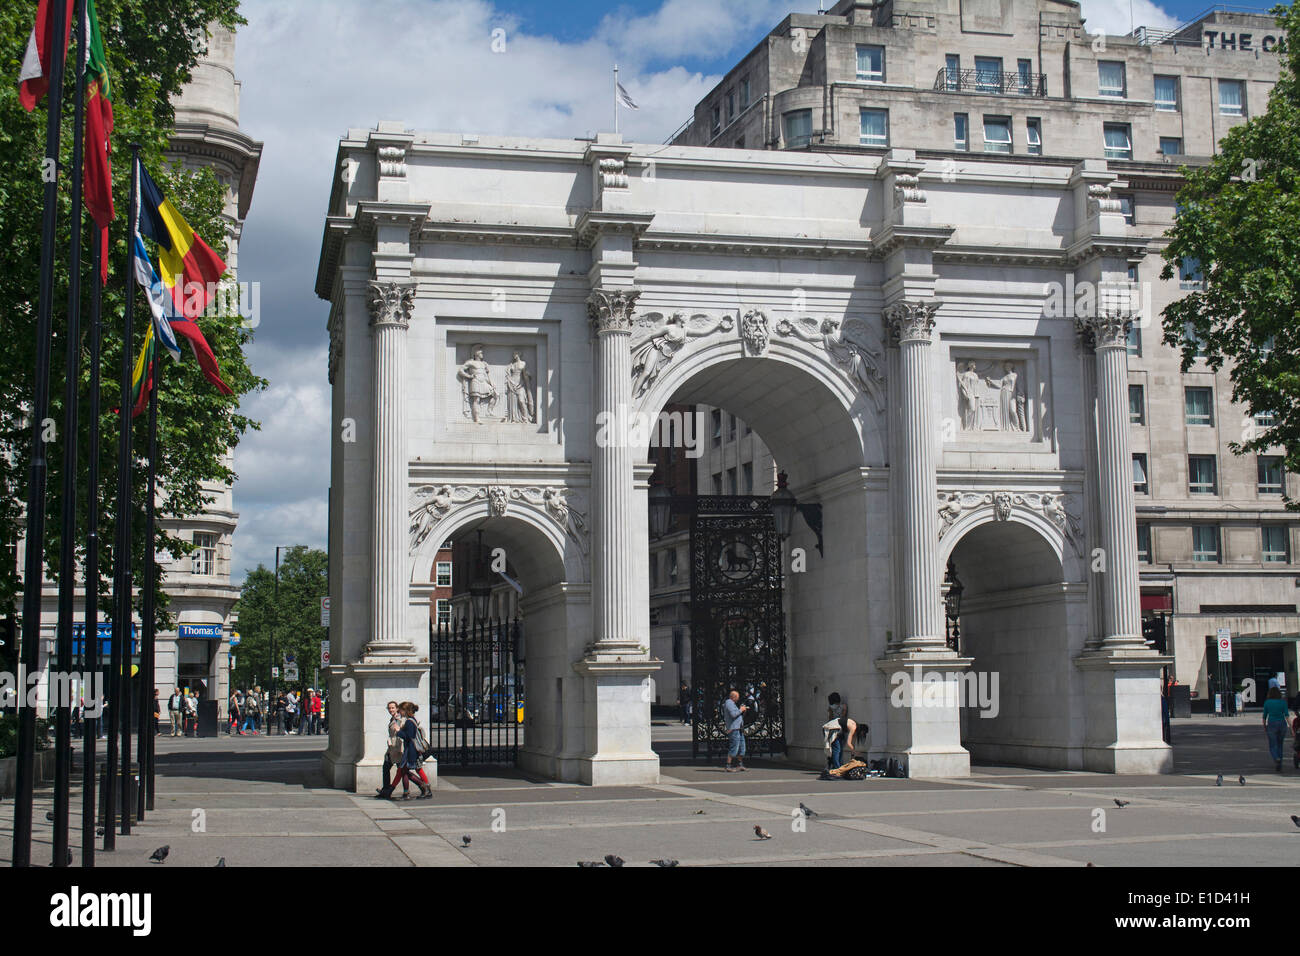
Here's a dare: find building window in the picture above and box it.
[1127,324,1141,356]
[1219,79,1245,116]
[856,44,885,83]
[1159,136,1183,156]
[1098,61,1127,97]
[982,115,1011,153]
[1017,59,1033,94]
[1183,320,1207,354]
[650,552,658,589]
[1117,193,1135,225]
[1193,525,1221,562]
[1262,526,1289,563]
[1184,387,1214,426]
[1133,454,1149,495]
[859,108,888,147]
[954,113,969,150]
[1137,523,1152,563]
[974,56,1003,93]
[1154,75,1180,111]
[436,561,452,587]
[1026,117,1042,154]
[1129,384,1145,424]
[712,409,722,445]
[435,599,451,626]
[441,538,454,550]
[727,468,738,495]
[727,412,737,441]
[711,104,721,134]
[192,533,217,576]
[1188,455,1218,495]
[739,77,751,109]
[711,472,722,496]
[726,90,735,124]
[1257,336,1275,360]
[668,549,678,584]
[743,463,753,495]
[945,54,960,90]
[1258,456,1284,495]
[1256,409,1277,428]
[783,109,812,148]
[1103,123,1132,160]
[1179,258,1204,290]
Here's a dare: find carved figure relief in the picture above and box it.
[741,309,769,356]
[457,344,500,422]
[629,312,735,397]
[505,352,537,424]
[775,316,885,411]
[953,358,1028,433]
[408,484,590,557]
[937,490,1083,556]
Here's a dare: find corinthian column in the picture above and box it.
[367,280,415,654]
[1078,311,1144,648]
[885,299,945,650]
[586,287,641,654]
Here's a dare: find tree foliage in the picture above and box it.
[1160,3,1300,491]
[229,547,329,694]
[0,0,265,626]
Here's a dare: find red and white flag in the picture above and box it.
[18,0,74,111]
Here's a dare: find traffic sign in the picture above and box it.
[1216,628,1233,662]
[320,596,330,627]
[272,666,280,678]
[285,664,299,682]
[320,641,331,668]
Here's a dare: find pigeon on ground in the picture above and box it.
[754,825,772,840]
[799,803,818,817]
[693,809,706,815]
[148,845,169,863]
[461,835,471,847]
[1216,773,1223,786]
[1239,775,1247,786]
[577,861,604,867]
[215,858,226,867]
[1291,815,1300,829]
[651,859,679,867]
[1113,799,1130,808]
[604,854,624,868]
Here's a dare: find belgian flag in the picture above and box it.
[136,160,226,316]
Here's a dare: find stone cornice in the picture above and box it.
[576,209,655,246]
[355,201,430,239]
[420,221,578,247]
[933,244,1068,267]
[869,223,954,260]
[637,231,873,257]
[1065,234,1151,266]
[168,121,263,220]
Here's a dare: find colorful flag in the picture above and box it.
[130,322,155,418]
[132,234,182,363]
[168,318,234,396]
[18,0,74,111]
[136,159,227,316]
[83,0,114,280]
[616,80,639,111]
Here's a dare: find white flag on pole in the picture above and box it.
[617,81,639,111]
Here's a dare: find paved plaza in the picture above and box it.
[2,716,1296,868]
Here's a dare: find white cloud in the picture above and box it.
[1078,0,1180,36]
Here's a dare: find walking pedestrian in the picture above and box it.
[153,689,162,736]
[375,701,402,799]
[183,690,198,736]
[284,691,298,734]
[390,701,433,799]
[722,689,748,772]
[168,688,183,736]
[244,687,261,734]
[311,690,323,734]
[678,682,691,725]
[1263,685,1290,772]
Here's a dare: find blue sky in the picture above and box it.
[224,0,1243,582]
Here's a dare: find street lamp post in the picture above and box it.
[469,530,492,623]
[943,559,964,654]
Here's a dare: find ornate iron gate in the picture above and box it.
[427,617,522,767]
[690,496,787,760]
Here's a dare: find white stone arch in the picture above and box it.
[938,495,1085,584]
[409,491,583,587]
[630,330,886,477]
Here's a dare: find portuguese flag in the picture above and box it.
[83,0,115,279]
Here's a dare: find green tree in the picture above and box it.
[230,547,329,694]
[0,0,265,628]
[1160,2,1300,491]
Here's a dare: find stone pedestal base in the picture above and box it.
[1076,649,1173,774]
[875,650,973,778]
[321,659,430,793]
[572,654,661,786]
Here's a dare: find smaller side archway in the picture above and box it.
[943,514,1089,770]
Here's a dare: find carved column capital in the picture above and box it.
[368,280,416,330]
[884,299,940,346]
[587,287,641,334]
[1075,311,1131,351]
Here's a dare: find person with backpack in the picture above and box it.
[229,690,243,735]
[375,700,403,800]
[390,701,433,799]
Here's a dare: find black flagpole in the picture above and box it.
[81,225,104,867]
[12,0,70,870]
[117,148,139,838]
[139,359,160,817]
[53,0,88,868]
[106,146,139,848]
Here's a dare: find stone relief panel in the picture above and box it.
[628,311,735,397]
[954,358,1028,434]
[447,338,540,426]
[937,489,1083,556]
[946,347,1048,447]
[775,315,885,411]
[409,484,590,557]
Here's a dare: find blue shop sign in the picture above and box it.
[178,623,224,640]
[71,623,137,657]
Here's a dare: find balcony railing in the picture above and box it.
[934,68,1048,97]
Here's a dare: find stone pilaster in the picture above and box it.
[1076,311,1144,649]
[884,299,945,650]
[367,279,415,655]
[586,287,642,657]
